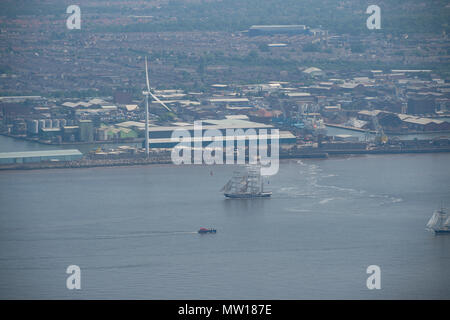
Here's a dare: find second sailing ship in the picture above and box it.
[426,206,450,234]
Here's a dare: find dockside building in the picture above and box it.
[0,149,83,164]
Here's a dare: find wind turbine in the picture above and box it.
[143,56,173,157]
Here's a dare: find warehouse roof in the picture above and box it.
[0,149,82,159]
[398,115,445,125]
[117,118,273,132]
[150,131,296,144]
[209,98,249,102]
[250,25,307,29]
[358,110,383,117]
[287,92,312,97]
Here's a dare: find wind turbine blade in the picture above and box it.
[148,91,172,112]
[145,56,151,93]
[145,56,172,112]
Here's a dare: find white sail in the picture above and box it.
[220,180,232,192]
[426,211,440,229]
[426,208,449,231]
[222,165,271,198]
[444,216,450,228]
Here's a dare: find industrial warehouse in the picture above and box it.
[248,24,311,36]
[0,149,83,164]
[148,131,295,149]
[117,116,275,138]
[116,116,296,149]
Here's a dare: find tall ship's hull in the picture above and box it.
[224,192,272,199]
[433,229,450,234]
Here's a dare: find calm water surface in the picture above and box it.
[0,152,449,299]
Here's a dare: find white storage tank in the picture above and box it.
[97,128,108,141]
[27,120,39,134]
[38,119,46,130]
[45,119,52,128]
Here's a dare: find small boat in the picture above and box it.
[198,227,217,234]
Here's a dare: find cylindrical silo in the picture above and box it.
[38,119,46,130]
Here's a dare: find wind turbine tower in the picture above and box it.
[144,57,150,157]
[143,57,174,157]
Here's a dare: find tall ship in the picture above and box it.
[426,206,450,234]
[221,165,272,199]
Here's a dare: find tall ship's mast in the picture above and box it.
[221,165,272,199]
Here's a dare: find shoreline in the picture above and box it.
[324,123,450,135]
[1,147,449,171]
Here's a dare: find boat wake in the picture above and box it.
[319,197,341,204]
[2,231,200,242]
[284,162,404,206]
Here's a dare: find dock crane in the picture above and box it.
[371,114,388,144]
[366,101,388,145]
